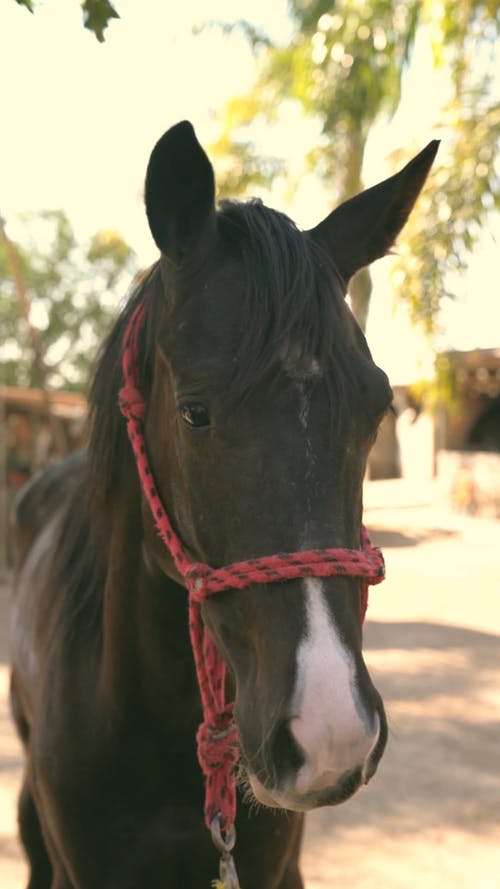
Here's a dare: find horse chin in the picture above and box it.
[248,774,287,809]
[247,769,366,813]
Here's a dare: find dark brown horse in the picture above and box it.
[10,122,437,888]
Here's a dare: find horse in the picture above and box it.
[10,121,438,889]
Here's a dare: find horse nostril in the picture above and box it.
[273,719,305,782]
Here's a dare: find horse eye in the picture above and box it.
[179,402,210,428]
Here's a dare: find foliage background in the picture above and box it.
[0,211,136,391]
[208,0,499,334]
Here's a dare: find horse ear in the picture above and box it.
[309,140,439,285]
[145,120,216,265]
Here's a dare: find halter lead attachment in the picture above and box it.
[211,817,240,889]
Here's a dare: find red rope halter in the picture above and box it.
[118,298,385,836]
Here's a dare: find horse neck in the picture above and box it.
[99,479,198,731]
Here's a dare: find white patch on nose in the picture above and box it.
[290,578,378,794]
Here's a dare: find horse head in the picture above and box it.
[139,121,437,813]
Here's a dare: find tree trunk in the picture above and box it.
[348,267,372,333]
[338,126,372,333]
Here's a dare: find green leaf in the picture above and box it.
[81,0,119,43]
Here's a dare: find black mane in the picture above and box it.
[87,266,158,517]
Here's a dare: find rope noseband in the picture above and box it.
[119,298,385,884]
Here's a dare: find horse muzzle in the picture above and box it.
[246,702,387,812]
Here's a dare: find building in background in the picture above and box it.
[0,386,86,571]
[368,347,500,516]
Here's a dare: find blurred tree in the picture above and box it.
[14,0,119,42]
[208,0,499,332]
[390,0,499,333]
[0,210,137,391]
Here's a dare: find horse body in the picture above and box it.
[10,122,437,888]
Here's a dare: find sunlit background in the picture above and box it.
[1,0,498,386]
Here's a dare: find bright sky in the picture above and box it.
[1,0,498,384]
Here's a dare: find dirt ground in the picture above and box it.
[1,479,499,888]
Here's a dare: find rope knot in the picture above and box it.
[197,714,239,831]
[186,563,213,601]
[197,714,240,776]
[118,384,147,421]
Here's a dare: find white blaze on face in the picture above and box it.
[289,578,379,794]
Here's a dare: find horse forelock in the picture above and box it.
[217,199,360,406]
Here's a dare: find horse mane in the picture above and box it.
[86,265,159,519]
[13,451,106,641]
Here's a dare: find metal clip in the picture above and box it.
[210,816,241,889]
